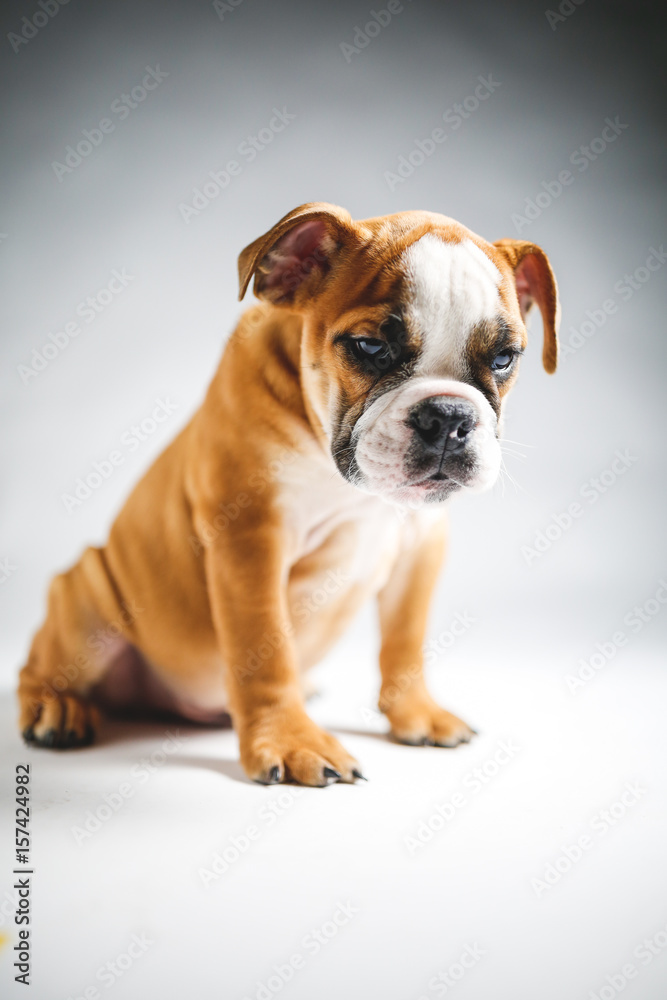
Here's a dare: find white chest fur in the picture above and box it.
[279,449,406,591]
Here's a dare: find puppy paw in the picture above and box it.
[239,710,365,786]
[21,693,99,750]
[383,693,475,748]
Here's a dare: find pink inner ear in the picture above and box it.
[262,219,329,293]
[514,257,535,319]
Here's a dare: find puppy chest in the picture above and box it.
[290,498,402,598]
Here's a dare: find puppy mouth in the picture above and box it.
[415,470,451,484]
[333,382,501,499]
[402,472,466,498]
[406,448,479,491]
[386,460,473,502]
[333,433,481,496]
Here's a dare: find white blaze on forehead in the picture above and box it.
[402,234,501,374]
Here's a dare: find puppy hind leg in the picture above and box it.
[18,547,129,749]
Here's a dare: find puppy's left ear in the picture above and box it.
[493,239,560,374]
[237,202,356,306]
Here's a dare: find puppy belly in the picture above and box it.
[92,641,231,725]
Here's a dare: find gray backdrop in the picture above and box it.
[0,1,666,998]
[1,0,665,680]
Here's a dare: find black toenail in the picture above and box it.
[352,769,367,781]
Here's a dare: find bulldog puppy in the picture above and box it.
[18,202,559,786]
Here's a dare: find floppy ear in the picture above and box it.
[237,202,355,305]
[493,239,560,374]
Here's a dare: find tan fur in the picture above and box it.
[18,203,559,785]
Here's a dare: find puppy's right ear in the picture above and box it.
[237,202,355,305]
[493,239,560,374]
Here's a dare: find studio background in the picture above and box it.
[1,2,666,999]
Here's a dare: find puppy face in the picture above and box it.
[324,235,522,505]
[238,203,560,506]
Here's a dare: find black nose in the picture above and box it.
[408,397,476,453]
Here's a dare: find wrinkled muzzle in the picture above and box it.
[347,378,501,504]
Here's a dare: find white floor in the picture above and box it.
[1,626,666,1000]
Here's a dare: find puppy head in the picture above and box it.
[238,203,560,505]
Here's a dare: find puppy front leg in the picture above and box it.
[378,514,475,747]
[203,527,362,786]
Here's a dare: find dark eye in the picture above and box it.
[354,338,388,359]
[350,338,394,372]
[491,350,514,372]
[342,317,410,374]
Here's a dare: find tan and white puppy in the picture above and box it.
[18,202,559,786]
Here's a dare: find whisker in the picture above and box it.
[499,438,535,449]
[498,460,520,496]
[330,443,354,461]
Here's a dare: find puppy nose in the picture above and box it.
[409,397,476,453]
